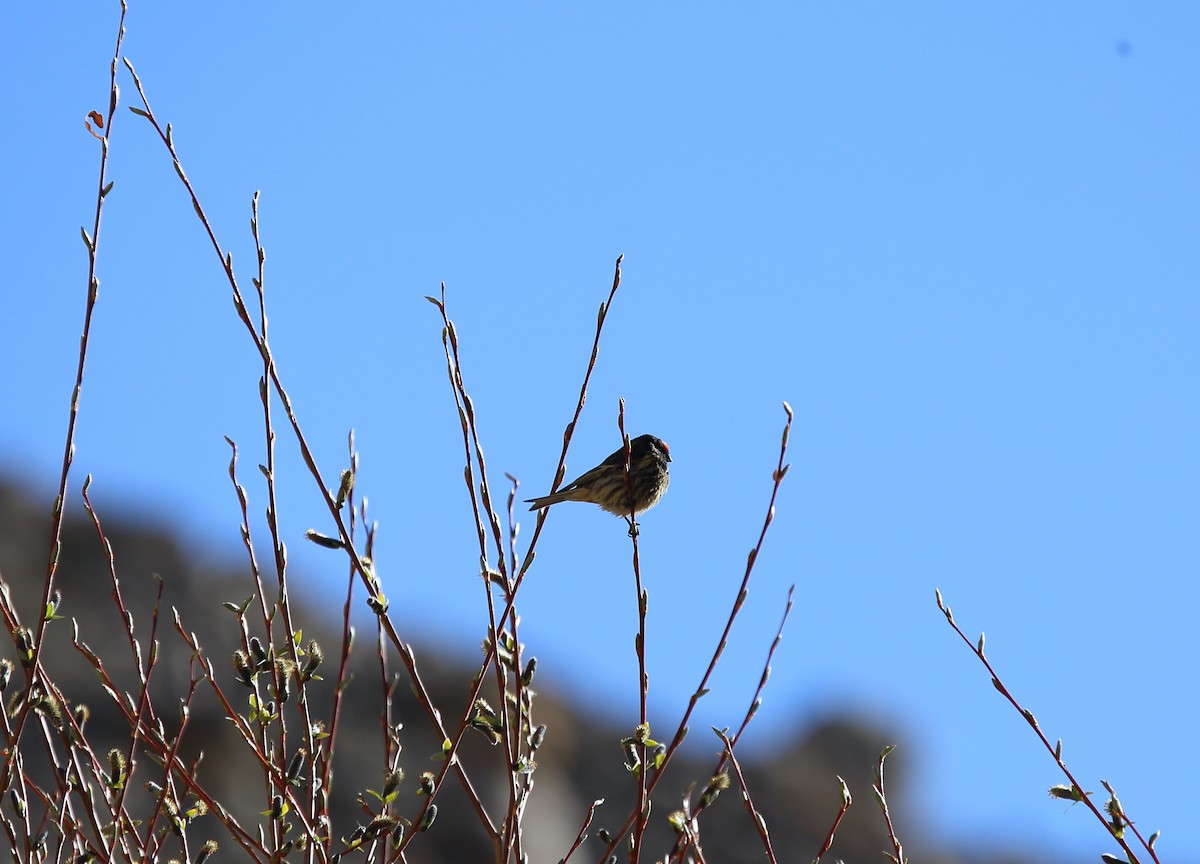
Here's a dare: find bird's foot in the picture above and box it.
[625,517,641,538]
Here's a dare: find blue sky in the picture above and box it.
[5,4,1198,861]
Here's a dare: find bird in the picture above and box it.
[526,434,671,523]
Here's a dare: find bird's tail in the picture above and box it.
[525,487,586,511]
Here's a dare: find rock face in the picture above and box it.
[0,479,1034,863]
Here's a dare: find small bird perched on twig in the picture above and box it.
[526,435,671,527]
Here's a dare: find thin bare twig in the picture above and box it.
[715,730,777,864]
[667,585,796,863]
[418,258,625,862]
[812,776,852,864]
[8,0,129,767]
[728,584,795,751]
[872,745,905,864]
[935,590,1158,864]
[561,798,606,864]
[80,478,155,861]
[603,401,795,864]
[616,399,651,863]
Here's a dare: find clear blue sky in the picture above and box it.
[5,4,1197,861]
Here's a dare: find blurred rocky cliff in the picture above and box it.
[0,479,1035,863]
